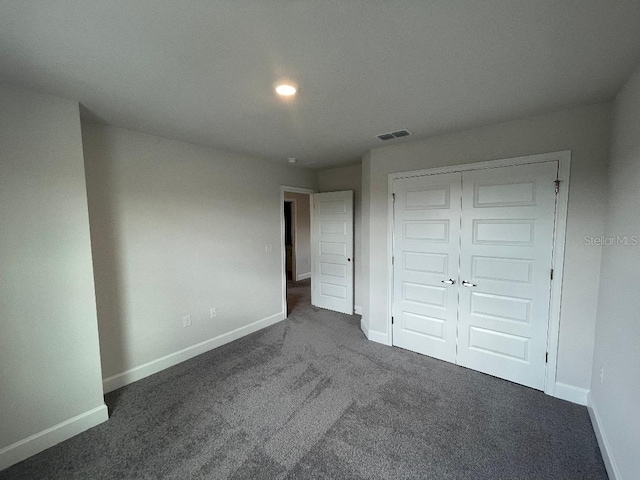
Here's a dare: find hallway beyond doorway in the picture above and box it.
[287,278,311,316]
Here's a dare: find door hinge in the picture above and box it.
[546,352,549,363]
[392,256,395,265]
[391,316,394,325]
[555,180,560,194]
[550,268,554,280]
[392,192,396,201]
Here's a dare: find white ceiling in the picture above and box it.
[2,1,640,169]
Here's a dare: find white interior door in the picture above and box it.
[392,173,461,362]
[311,191,354,314]
[391,161,559,391]
[456,162,558,390]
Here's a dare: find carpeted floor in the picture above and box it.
[1,279,607,479]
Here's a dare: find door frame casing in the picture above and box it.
[281,186,315,318]
[386,150,571,396]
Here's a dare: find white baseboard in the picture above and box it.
[296,272,311,281]
[360,318,391,345]
[588,392,620,480]
[0,404,108,472]
[360,318,369,338]
[354,305,362,315]
[103,312,285,393]
[554,382,589,406]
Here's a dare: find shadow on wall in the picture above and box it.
[82,124,129,389]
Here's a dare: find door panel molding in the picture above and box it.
[391,172,462,363]
[457,161,558,390]
[311,190,354,314]
[387,150,571,397]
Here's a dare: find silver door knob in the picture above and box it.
[462,280,477,287]
[441,279,455,285]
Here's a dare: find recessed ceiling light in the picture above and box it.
[276,83,297,96]
[287,157,297,164]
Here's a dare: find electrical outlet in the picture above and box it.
[599,366,604,383]
[265,244,273,254]
[210,307,217,318]
[182,314,192,328]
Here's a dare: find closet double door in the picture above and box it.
[392,162,558,390]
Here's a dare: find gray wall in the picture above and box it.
[82,124,317,382]
[318,164,363,309]
[362,102,612,391]
[284,192,311,280]
[590,64,640,479]
[0,87,106,459]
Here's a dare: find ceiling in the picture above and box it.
[1,1,640,169]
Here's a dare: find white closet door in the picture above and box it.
[311,191,354,314]
[392,173,462,362]
[457,162,557,390]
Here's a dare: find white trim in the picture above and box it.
[386,174,396,346]
[386,151,571,395]
[360,318,369,338]
[360,318,368,337]
[553,382,589,406]
[588,392,621,480]
[369,328,391,345]
[388,150,571,181]
[281,186,315,318]
[0,404,108,471]
[282,186,316,195]
[310,193,317,309]
[544,153,571,396]
[296,272,311,281]
[360,318,391,345]
[103,312,284,393]
[354,305,362,315]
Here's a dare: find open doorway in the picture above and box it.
[284,200,295,281]
[281,187,314,317]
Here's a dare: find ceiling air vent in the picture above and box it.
[376,129,412,141]
[376,133,395,141]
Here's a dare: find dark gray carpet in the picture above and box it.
[1,279,607,479]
